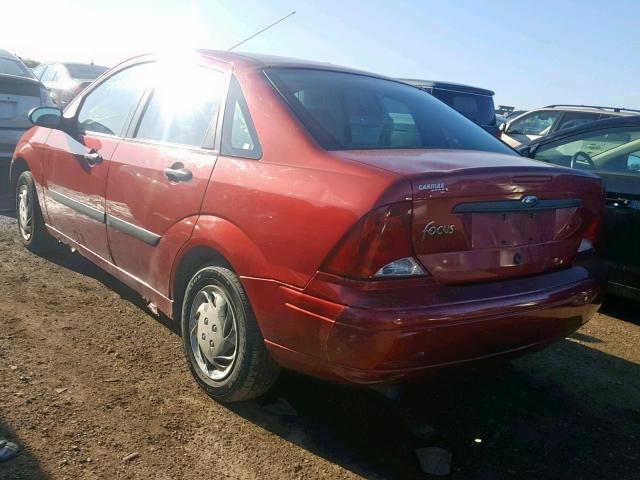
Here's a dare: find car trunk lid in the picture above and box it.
[410,165,603,284]
[0,74,42,129]
[333,149,605,284]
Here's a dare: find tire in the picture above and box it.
[180,265,279,402]
[15,171,54,252]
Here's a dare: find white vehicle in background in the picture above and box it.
[0,49,52,207]
[499,104,640,148]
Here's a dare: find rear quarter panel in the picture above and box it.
[198,67,401,288]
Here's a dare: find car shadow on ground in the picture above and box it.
[12,218,639,479]
[230,340,640,480]
[0,418,51,480]
[30,239,180,335]
[600,295,640,325]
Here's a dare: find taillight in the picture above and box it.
[579,214,602,252]
[321,201,427,279]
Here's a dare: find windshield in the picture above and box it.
[0,57,34,78]
[65,63,108,80]
[431,88,496,126]
[266,68,512,154]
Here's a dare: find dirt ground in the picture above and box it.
[0,213,638,480]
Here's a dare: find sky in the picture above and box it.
[2,0,638,110]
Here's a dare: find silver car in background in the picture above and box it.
[0,49,52,208]
[32,62,108,109]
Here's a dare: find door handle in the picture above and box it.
[84,150,103,166]
[606,197,630,209]
[164,163,192,182]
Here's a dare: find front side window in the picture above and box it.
[534,126,640,175]
[221,76,262,159]
[135,66,224,147]
[266,68,512,154]
[508,110,561,135]
[41,66,57,83]
[32,64,46,79]
[77,64,151,136]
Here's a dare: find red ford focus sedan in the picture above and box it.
[10,51,605,402]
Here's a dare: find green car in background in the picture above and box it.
[519,116,640,301]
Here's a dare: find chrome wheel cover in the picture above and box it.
[17,184,33,241]
[188,285,238,380]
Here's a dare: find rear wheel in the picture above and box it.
[180,265,279,402]
[16,171,53,252]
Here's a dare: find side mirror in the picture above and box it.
[499,122,507,133]
[28,106,63,129]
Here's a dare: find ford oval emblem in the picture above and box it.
[521,195,538,207]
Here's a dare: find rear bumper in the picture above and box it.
[326,282,600,383]
[604,259,640,301]
[246,257,605,384]
[0,127,28,162]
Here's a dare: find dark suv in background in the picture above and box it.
[32,62,108,108]
[399,79,499,136]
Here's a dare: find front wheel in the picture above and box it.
[181,265,279,402]
[16,171,54,252]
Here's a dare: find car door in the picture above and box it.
[531,124,640,296]
[596,148,640,296]
[503,110,562,147]
[104,61,228,292]
[43,63,151,260]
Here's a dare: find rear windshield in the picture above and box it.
[265,68,512,154]
[431,88,496,126]
[65,64,108,80]
[0,57,34,78]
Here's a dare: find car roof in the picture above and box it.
[195,50,389,79]
[61,62,108,69]
[536,105,640,115]
[396,78,494,96]
[0,48,18,60]
[524,115,640,148]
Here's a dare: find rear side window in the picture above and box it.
[265,68,512,154]
[135,66,224,147]
[556,111,601,132]
[431,88,496,126]
[78,63,151,136]
[0,57,32,78]
[221,76,262,159]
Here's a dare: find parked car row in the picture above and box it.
[10,51,606,402]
